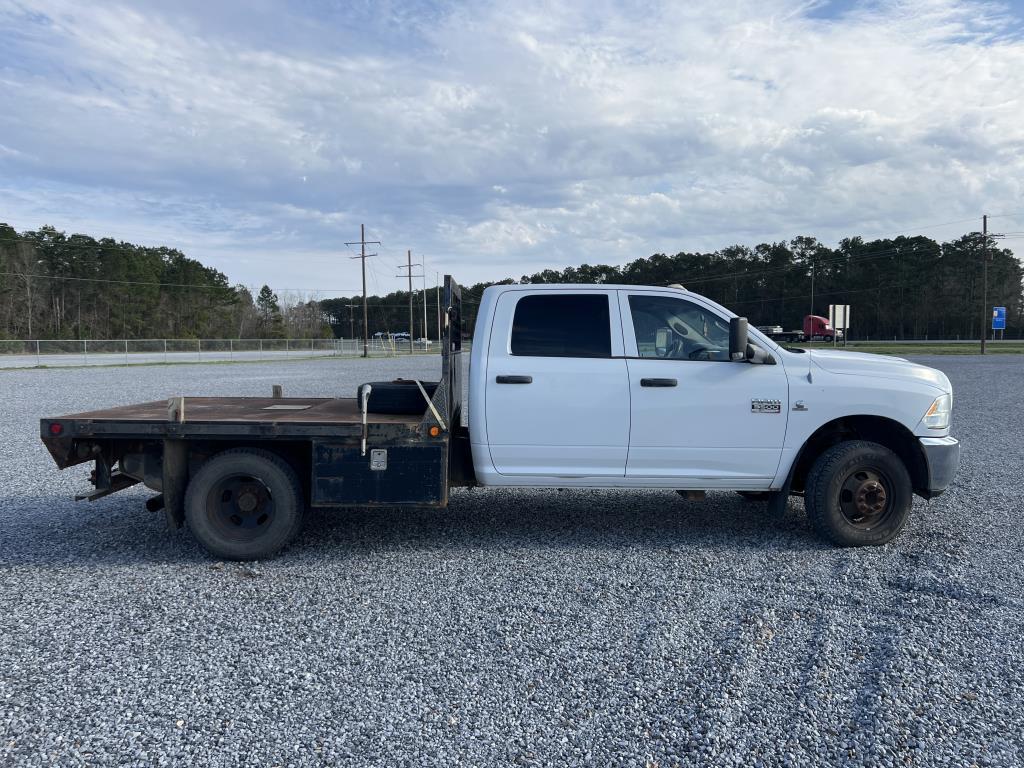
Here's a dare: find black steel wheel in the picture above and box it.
[805,440,912,547]
[837,467,894,529]
[184,448,303,560]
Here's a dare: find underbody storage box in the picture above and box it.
[311,440,448,507]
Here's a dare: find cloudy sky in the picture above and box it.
[1,0,1023,294]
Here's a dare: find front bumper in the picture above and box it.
[918,436,960,499]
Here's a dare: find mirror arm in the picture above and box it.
[745,343,776,365]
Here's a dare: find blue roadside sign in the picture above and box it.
[992,307,1006,330]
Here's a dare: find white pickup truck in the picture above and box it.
[41,278,959,559]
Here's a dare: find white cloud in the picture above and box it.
[0,0,1021,288]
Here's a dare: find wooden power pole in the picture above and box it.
[421,255,428,342]
[343,302,357,341]
[346,224,379,358]
[396,250,422,354]
[406,250,414,353]
[981,214,988,355]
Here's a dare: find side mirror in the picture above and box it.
[729,317,748,361]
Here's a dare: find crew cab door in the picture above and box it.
[619,290,788,483]
[484,290,629,477]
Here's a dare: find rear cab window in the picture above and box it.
[511,294,612,358]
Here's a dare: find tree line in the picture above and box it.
[324,233,1022,341]
[3,223,1020,341]
[0,224,331,340]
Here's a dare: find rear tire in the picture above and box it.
[805,440,912,547]
[359,380,439,415]
[184,448,304,561]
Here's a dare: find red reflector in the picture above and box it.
[48,422,64,436]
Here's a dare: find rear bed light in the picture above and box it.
[48,422,64,436]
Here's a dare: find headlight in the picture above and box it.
[921,394,952,430]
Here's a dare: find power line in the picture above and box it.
[0,270,358,294]
[860,215,981,240]
[668,242,941,288]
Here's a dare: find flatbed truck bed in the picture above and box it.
[39,278,468,559]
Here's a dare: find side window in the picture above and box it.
[511,294,611,358]
[628,295,731,361]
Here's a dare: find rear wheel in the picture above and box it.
[805,440,912,546]
[184,448,304,560]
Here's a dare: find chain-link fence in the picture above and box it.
[0,338,443,368]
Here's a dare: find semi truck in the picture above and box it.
[761,315,842,343]
[40,279,959,559]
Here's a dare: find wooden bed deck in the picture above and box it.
[53,397,420,426]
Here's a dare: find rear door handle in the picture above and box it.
[640,378,677,387]
[495,375,533,384]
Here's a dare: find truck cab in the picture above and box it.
[803,314,840,341]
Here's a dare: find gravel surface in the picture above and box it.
[1,354,1022,766]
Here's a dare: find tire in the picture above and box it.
[184,448,304,560]
[805,440,912,547]
[359,380,439,415]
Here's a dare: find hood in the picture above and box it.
[808,349,951,392]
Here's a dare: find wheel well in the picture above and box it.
[790,416,927,495]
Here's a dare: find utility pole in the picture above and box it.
[436,271,441,343]
[981,214,988,355]
[406,250,413,353]
[396,250,422,353]
[343,302,357,341]
[345,224,380,358]
[808,260,815,347]
[421,257,428,342]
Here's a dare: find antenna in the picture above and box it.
[807,260,814,382]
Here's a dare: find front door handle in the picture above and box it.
[640,378,677,387]
[496,375,533,384]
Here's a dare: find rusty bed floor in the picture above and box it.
[52,397,420,425]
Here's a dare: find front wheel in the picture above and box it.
[184,448,304,560]
[805,440,912,546]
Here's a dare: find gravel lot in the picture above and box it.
[1,354,1022,766]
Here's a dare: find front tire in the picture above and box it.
[184,448,304,560]
[805,440,912,547]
